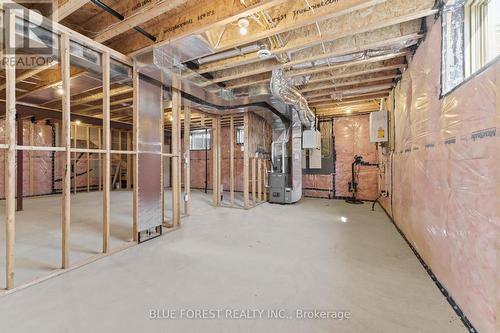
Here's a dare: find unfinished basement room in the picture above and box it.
[0,0,498,332]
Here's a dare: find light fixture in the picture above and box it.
[257,49,272,59]
[331,92,343,101]
[345,107,352,114]
[55,84,64,96]
[340,216,348,223]
[75,120,81,125]
[169,115,173,122]
[238,18,249,35]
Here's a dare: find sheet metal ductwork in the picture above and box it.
[270,68,315,130]
[134,36,308,204]
[269,68,317,203]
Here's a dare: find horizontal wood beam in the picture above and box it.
[302,74,400,95]
[2,0,132,65]
[94,0,187,43]
[202,0,386,55]
[307,83,394,102]
[0,65,54,91]
[70,86,133,106]
[201,31,419,86]
[0,100,132,129]
[52,0,90,22]
[289,51,409,78]
[313,97,383,108]
[197,2,434,74]
[218,62,405,91]
[305,63,405,85]
[77,97,133,114]
[112,0,290,56]
[309,91,391,105]
[17,71,87,100]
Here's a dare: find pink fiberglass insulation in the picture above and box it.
[0,120,104,198]
[303,174,333,198]
[28,122,53,196]
[334,115,378,200]
[379,16,499,333]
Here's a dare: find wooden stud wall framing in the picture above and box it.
[184,106,191,215]
[126,132,132,190]
[29,123,34,195]
[263,160,268,202]
[212,116,221,206]
[102,52,111,254]
[132,68,139,241]
[257,158,262,202]
[86,127,90,192]
[171,76,181,227]
[61,33,72,270]
[98,129,102,191]
[73,125,77,194]
[230,116,235,206]
[217,117,222,206]
[0,4,145,290]
[251,158,256,204]
[212,118,217,206]
[5,10,16,289]
[243,113,250,209]
[160,102,165,225]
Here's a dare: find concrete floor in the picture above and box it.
[0,190,181,287]
[0,191,465,332]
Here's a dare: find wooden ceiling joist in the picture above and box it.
[307,83,394,102]
[69,86,132,106]
[289,51,409,78]
[0,64,55,91]
[201,30,419,86]
[218,62,405,91]
[94,0,188,43]
[197,0,435,74]
[200,18,420,83]
[112,0,291,56]
[52,0,90,22]
[305,63,405,85]
[201,0,385,55]
[309,91,391,106]
[301,74,400,94]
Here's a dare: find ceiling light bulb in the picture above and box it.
[238,18,249,35]
[346,108,352,114]
[75,120,81,125]
[56,87,64,95]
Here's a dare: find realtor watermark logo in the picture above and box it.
[148,308,352,321]
[1,0,57,69]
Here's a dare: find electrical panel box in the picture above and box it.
[302,130,321,149]
[370,111,389,143]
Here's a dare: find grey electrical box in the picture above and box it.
[269,173,292,204]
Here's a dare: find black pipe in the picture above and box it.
[180,91,290,125]
[90,0,157,42]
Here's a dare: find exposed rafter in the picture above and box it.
[196,0,435,74]
[52,0,90,22]
[93,0,188,43]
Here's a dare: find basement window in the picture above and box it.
[441,0,500,95]
[190,129,211,150]
[464,0,500,76]
[236,127,244,145]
